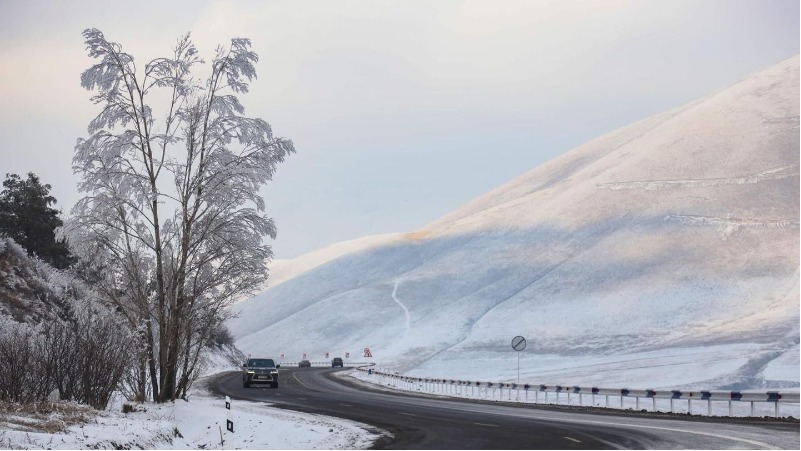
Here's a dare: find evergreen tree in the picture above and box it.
[0,173,73,269]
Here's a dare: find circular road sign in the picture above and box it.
[511,336,526,351]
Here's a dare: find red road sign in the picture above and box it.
[345,352,350,358]
[325,352,329,358]
[364,347,372,358]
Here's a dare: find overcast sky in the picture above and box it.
[0,0,798,258]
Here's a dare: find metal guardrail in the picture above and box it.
[280,361,372,367]
[355,368,799,418]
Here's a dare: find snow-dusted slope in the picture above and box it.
[231,56,799,390]
[260,234,403,293]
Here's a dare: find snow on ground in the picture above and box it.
[763,343,801,382]
[0,374,382,450]
[405,343,763,389]
[235,233,405,303]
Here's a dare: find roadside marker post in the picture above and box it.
[225,395,233,433]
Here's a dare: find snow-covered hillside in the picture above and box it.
[230,56,800,391]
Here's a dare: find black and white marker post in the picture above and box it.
[511,335,526,384]
[221,395,234,449]
[225,395,233,432]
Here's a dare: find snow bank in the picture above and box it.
[0,376,382,450]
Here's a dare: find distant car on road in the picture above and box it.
[242,358,280,388]
[298,360,311,368]
[331,357,344,368]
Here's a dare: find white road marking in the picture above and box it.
[511,413,777,450]
[474,422,499,428]
[564,436,582,443]
[339,403,354,407]
[292,372,314,391]
[398,412,417,416]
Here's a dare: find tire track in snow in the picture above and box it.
[596,165,799,191]
[392,280,411,339]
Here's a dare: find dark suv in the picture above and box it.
[331,357,344,368]
[242,358,280,388]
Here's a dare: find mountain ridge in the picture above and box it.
[230,55,799,390]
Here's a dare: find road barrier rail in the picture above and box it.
[281,360,372,367]
[355,367,799,418]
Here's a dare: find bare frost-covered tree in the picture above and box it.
[61,28,294,402]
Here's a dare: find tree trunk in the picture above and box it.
[177,317,194,400]
[146,318,160,402]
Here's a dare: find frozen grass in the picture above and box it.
[0,400,95,435]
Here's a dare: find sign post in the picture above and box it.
[511,336,526,384]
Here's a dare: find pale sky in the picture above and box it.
[0,0,798,258]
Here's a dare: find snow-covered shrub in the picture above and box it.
[61,300,133,409]
[0,307,133,409]
[0,318,49,403]
[0,237,135,409]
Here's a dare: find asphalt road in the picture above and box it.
[214,367,800,449]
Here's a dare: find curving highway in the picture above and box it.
[214,367,799,449]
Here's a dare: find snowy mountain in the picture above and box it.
[230,56,800,390]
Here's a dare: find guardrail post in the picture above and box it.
[670,398,674,413]
[707,399,711,416]
[579,393,582,405]
[653,398,656,411]
[688,399,692,415]
[620,394,623,408]
[636,397,639,410]
[728,400,733,416]
[605,395,609,408]
[775,402,779,418]
[750,401,754,417]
